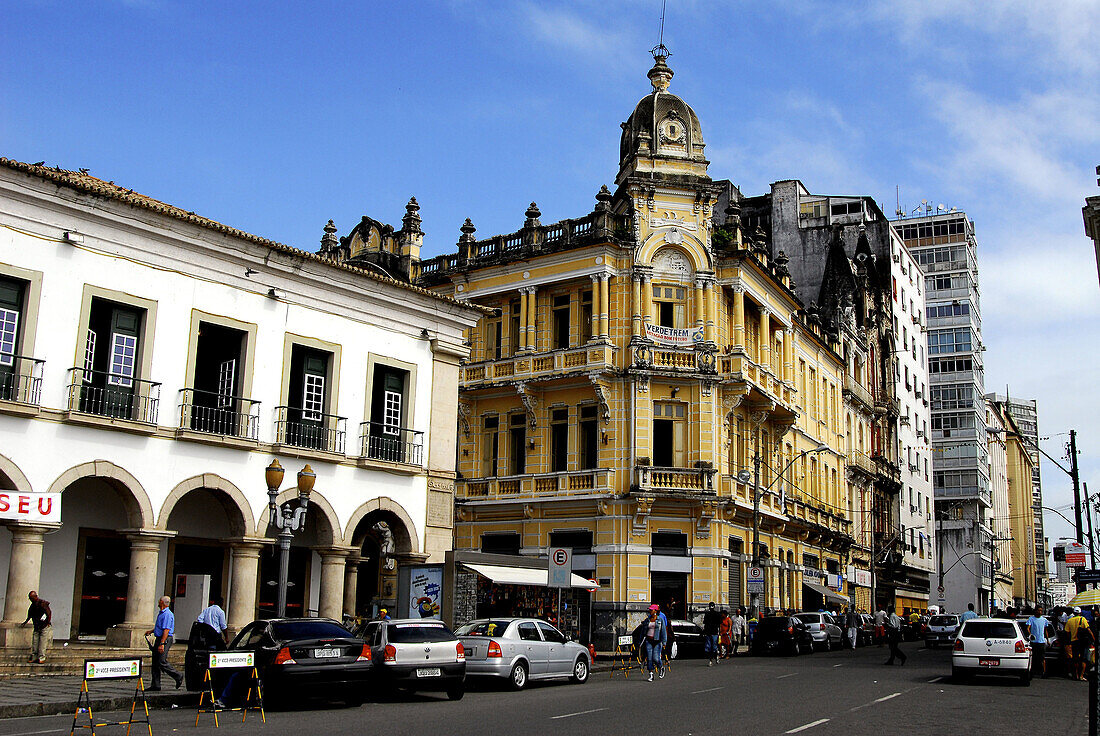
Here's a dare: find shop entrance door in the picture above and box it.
[77,534,130,638]
[651,572,687,620]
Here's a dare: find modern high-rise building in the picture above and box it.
[896,210,991,613]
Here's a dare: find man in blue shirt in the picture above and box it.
[1026,607,1053,678]
[959,603,978,623]
[196,596,229,645]
[144,596,183,691]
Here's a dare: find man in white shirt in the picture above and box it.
[874,607,887,646]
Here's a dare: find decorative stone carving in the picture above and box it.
[371,521,396,571]
[652,247,693,277]
[589,376,612,424]
[632,499,651,536]
[457,400,471,438]
[696,501,717,539]
[516,382,538,432]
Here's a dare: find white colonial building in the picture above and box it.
[0,159,482,648]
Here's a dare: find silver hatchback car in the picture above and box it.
[456,618,590,690]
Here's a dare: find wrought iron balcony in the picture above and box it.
[0,354,44,405]
[359,421,424,465]
[178,388,260,440]
[66,367,161,424]
[274,406,346,454]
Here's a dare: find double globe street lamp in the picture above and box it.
[265,458,316,618]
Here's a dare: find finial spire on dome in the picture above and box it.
[648,45,673,93]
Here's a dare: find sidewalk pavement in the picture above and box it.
[0,676,197,718]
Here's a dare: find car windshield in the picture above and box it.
[960,621,1018,639]
[793,614,818,624]
[455,620,511,637]
[929,616,958,626]
[388,623,456,643]
[271,621,353,641]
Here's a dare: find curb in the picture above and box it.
[0,692,199,719]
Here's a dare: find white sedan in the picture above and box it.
[951,617,1032,685]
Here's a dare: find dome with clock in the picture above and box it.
[617,46,709,185]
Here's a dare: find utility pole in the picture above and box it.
[1072,430,1083,545]
[1086,482,1097,571]
[751,451,762,618]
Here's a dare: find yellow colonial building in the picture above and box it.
[416,51,879,645]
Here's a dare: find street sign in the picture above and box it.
[1075,569,1100,584]
[548,546,572,588]
[586,578,599,594]
[938,585,945,593]
[748,566,765,594]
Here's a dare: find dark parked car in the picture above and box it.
[751,615,815,656]
[186,618,372,705]
[669,620,706,659]
[358,619,466,700]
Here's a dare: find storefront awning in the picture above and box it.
[462,562,596,589]
[803,580,849,605]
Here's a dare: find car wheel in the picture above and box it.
[509,661,528,691]
[822,637,832,652]
[1019,670,1032,686]
[447,684,465,700]
[571,657,589,683]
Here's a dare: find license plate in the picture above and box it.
[978,658,999,666]
[314,648,341,658]
[416,668,441,678]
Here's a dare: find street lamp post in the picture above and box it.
[743,442,829,618]
[265,459,316,618]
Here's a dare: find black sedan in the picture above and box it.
[669,619,707,659]
[751,615,815,656]
[186,618,372,706]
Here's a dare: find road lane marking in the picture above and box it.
[785,718,830,733]
[5,730,65,736]
[691,686,726,693]
[832,663,845,667]
[777,673,798,679]
[928,676,943,683]
[551,708,607,720]
[874,692,901,703]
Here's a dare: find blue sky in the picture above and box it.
[4,1,1099,553]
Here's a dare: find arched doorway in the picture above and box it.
[43,463,153,639]
[255,491,339,618]
[346,501,418,619]
[159,477,253,618]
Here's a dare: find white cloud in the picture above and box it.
[518,3,638,70]
[916,81,1099,207]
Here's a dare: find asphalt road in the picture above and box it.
[0,644,1086,736]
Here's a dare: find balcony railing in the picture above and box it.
[846,449,876,476]
[842,374,875,411]
[274,406,346,454]
[178,388,260,440]
[359,421,424,465]
[462,468,614,499]
[0,354,44,405]
[718,352,795,407]
[66,367,161,424]
[461,343,616,384]
[635,465,717,494]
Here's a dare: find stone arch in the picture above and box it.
[344,497,420,553]
[0,452,31,492]
[254,487,340,546]
[638,236,712,273]
[46,460,154,529]
[157,474,255,538]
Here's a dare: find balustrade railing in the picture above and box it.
[359,421,423,465]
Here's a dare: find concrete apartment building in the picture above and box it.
[896,210,991,614]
